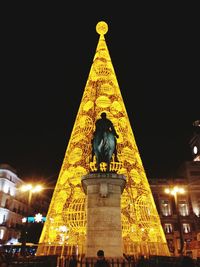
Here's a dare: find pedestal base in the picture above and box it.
[81,173,126,258]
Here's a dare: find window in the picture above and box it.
[5,199,9,209]
[0,229,4,239]
[164,223,173,233]
[0,214,6,225]
[196,201,200,217]
[183,223,191,233]
[178,201,189,216]
[161,200,171,216]
[3,183,9,194]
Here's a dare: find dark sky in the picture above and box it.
[0,5,199,185]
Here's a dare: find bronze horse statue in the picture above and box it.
[91,112,119,172]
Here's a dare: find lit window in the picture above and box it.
[3,184,9,194]
[196,201,200,217]
[164,223,173,233]
[0,229,4,239]
[183,223,191,233]
[161,200,171,216]
[0,213,8,224]
[178,201,189,216]
[10,188,15,196]
[193,146,198,155]
[193,206,200,217]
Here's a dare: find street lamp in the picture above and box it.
[21,184,43,205]
[165,186,185,256]
[20,184,43,256]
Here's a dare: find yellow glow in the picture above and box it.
[32,185,43,193]
[179,188,185,194]
[96,21,108,35]
[20,184,43,193]
[37,21,170,257]
[164,188,170,194]
[21,184,32,192]
[165,186,185,195]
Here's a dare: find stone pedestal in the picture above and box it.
[81,173,126,258]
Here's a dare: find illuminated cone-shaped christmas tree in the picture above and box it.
[37,21,170,257]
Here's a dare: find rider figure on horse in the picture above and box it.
[92,112,119,171]
[94,112,119,148]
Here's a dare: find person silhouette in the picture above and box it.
[94,112,118,138]
[136,255,148,267]
[69,254,77,267]
[94,250,110,267]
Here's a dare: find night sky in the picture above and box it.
[1,5,199,186]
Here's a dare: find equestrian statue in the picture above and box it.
[91,112,119,172]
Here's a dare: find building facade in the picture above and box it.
[0,164,49,245]
[149,120,200,258]
[0,164,26,244]
[149,174,200,257]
